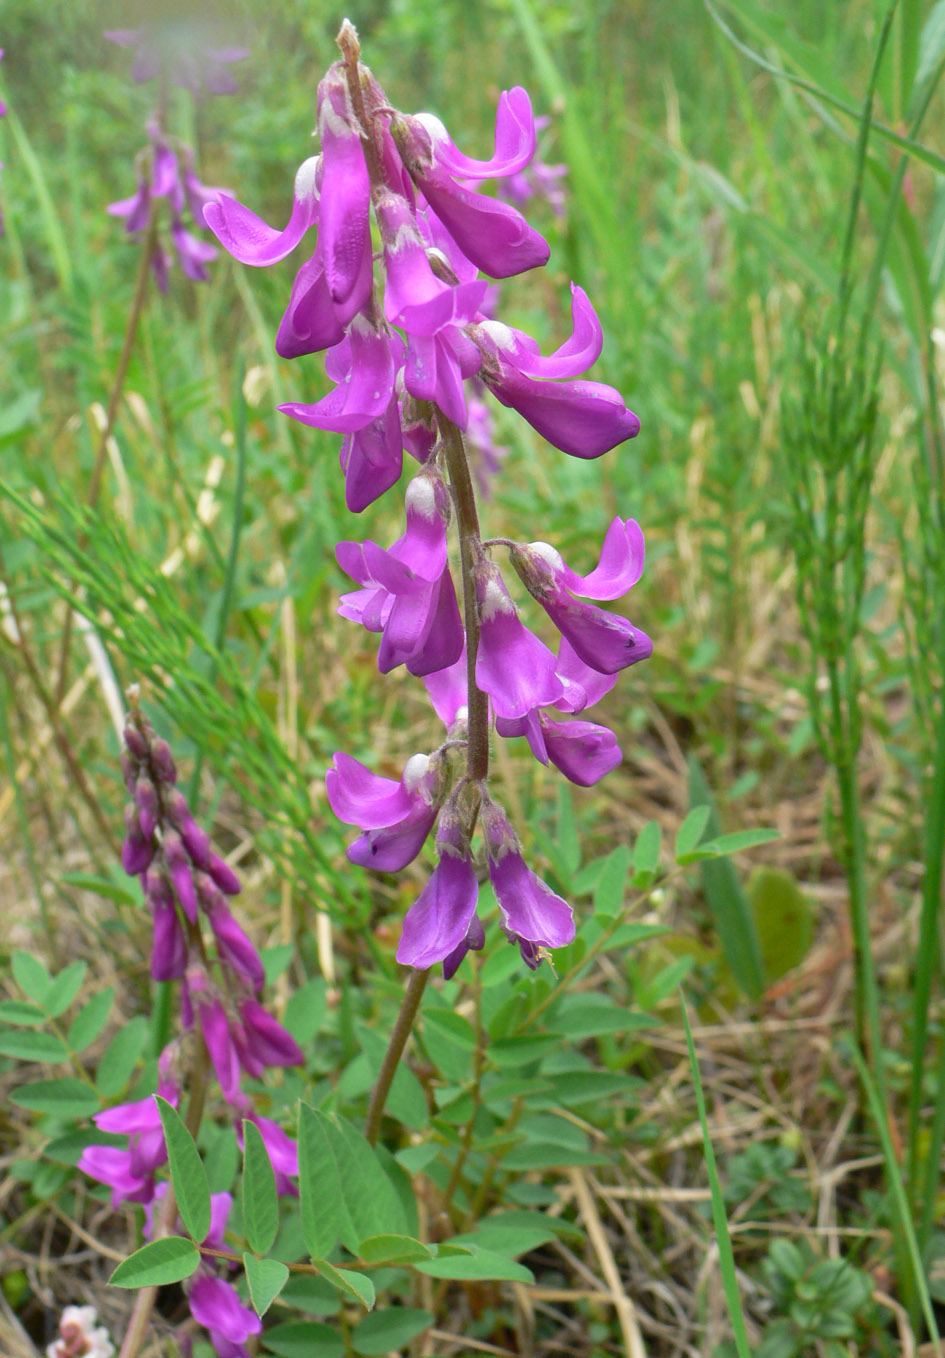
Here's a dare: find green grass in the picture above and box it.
[2,1,945,1353]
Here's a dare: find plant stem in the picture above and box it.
[365,967,430,1147]
[54,202,159,703]
[439,415,489,782]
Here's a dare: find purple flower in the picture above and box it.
[189,1276,261,1358]
[204,155,321,266]
[77,1145,155,1207]
[326,750,442,872]
[496,709,621,786]
[482,800,574,964]
[474,285,640,457]
[376,191,486,428]
[121,804,154,876]
[396,812,480,970]
[108,122,222,289]
[473,560,563,719]
[441,913,486,980]
[234,1000,304,1076]
[164,831,198,922]
[80,1069,177,1207]
[240,1114,299,1197]
[314,66,373,313]
[171,220,217,280]
[390,88,550,279]
[279,319,401,439]
[509,517,652,674]
[206,897,265,993]
[148,879,189,980]
[188,975,242,1102]
[105,27,248,96]
[337,473,464,677]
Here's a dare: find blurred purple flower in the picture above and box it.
[106,27,247,96]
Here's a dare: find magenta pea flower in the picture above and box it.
[482,799,574,965]
[314,66,373,313]
[204,155,321,267]
[474,285,640,457]
[337,473,464,676]
[326,750,442,872]
[189,1275,261,1357]
[390,87,550,279]
[376,190,487,428]
[206,896,265,992]
[396,810,480,970]
[509,516,652,674]
[105,27,247,96]
[279,318,401,439]
[473,560,563,719]
[232,1000,304,1078]
[496,709,621,786]
[239,1114,299,1197]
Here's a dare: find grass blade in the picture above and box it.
[680,991,752,1358]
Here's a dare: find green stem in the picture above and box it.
[187,374,248,806]
[54,201,160,703]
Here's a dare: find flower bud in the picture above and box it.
[134,778,159,840]
[150,738,177,785]
[208,853,241,896]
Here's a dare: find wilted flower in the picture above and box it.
[47,1305,114,1358]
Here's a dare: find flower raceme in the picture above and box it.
[107,25,236,288]
[83,701,302,1357]
[203,64,638,475]
[208,24,651,976]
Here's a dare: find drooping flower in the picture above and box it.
[390,88,550,279]
[482,798,574,965]
[189,1275,261,1358]
[474,285,639,458]
[473,559,563,719]
[396,809,480,969]
[326,749,443,871]
[508,516,652,674]
[337,473,464,676]
[108,118,222,289]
